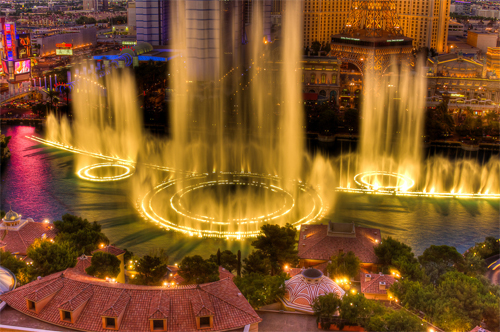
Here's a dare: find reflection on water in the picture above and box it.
[1,126,499,256]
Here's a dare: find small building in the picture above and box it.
[162,265,234,285]
[91,245,126,283]
[448,19,465,37]
[486,47,500,76]
[0,208,57,260]
[280,268,345,314]
[301,56,341,105]
[359,271,396,301]
[0,267,261,332]
[298,221,381,272]
[467,32,498,53]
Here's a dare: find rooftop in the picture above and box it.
[91,245,126,257]
[0,219,57,257]
[359,272,396,295]
[0,266,260,332]
[298,222,381,263]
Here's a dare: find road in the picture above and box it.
[485,254,500,285]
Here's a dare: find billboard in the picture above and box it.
[14,59,31,74]
[56,49,73,55]
[18,33,31,58]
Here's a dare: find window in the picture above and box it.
[28,300,36,311]
[199,316,211,328]
[105,317,116,329]
[152,320,164,330]
[62,311,72,322]
[311,74,315,83]
[321,74,326,83]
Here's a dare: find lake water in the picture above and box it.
[1,125,498,261]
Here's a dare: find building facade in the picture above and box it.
[302,0,450,53]
[128,1,136,28]
[136,0,169,46]
[301,56,341,104]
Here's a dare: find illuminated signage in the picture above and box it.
[341,37,360,41]
[450,93,465,97]
[18,34,31,58]
[122,41,137,45]
[387,39,404,42]
[56,43,73,48]
[14,59,31,74]
[56,49,73,55]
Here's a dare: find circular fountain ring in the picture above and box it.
[138,173,325,239]
[353,171,414,191]
[77,163,135,182]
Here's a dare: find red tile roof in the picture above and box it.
[298,224,381,264]
[148,291,170,319]
[25,278,64,302]
[359,272,396,295]
[59,285,93,311]
[101,290,130,317]
[0,221,57,256]
[73,255,93,276]
[91,245,126,257]
[0,268,261,332]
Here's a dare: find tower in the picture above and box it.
[330,0,413,74]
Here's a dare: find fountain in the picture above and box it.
[36,0,499,241]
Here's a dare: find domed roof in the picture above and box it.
[281,268,345,313]
[3,209,20,222]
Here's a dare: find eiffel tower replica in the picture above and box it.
[330,0,413,75]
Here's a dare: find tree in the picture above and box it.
[458,252,487,277]
[209,249,238,272]
[317,109,339,135]
[251,223,298,275]
[0,251,26,275]
[338,293,385,329]
[54,214,109,255]
[366,310,426,332]
[85,252,120,279]
[434,271,488,331]
[344,108,359,131]
[132,255,168,286]
[237,250,241,277]
[233,272,287,309]
[312,293,342,329]
[311,41,322,55]
[326,251,360,280]
[178,255,219,284]
[418,245,463,284]
[27,239,77,278]
[374,237,421,280]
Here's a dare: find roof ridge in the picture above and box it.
[199,280,259,319]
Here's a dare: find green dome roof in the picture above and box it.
[4,209,20,221]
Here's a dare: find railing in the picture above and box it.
[0,87,43,104]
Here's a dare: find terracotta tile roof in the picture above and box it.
[148,291,170,319]
[191,287,215,317]
[298,224,381,264]
[91,245,126,257]
[218,266,234,280]
[359,272,396,295]
[59,285,93,311]
[25,278,64,302]
[73,255,92,276]
[102,290,131,317]
[0,268,261,332]
[0,221,56,255]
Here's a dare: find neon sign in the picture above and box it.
[341,37,360,41]
[387,39,404,42]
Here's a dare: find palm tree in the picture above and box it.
[46,89,60,117]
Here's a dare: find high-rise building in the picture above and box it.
[302,0,351,48]
[128,1,136,28]
[136,0,169,46]
[395,0,450,52]
[83,0,108,12]
[302,0,450,53]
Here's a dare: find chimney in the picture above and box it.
[379,272,383,276]
[37,276,42,280]
[379,281,386,291]
[365,274,371,282]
